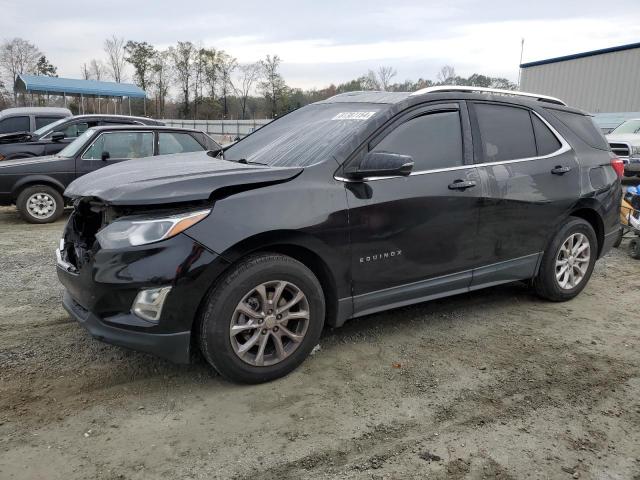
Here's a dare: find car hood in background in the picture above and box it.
[606,133,640,145]
[64,152,303,205]
[0,131,33,144]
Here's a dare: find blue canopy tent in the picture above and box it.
[14,74,147,115]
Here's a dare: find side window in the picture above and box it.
[547,109,609,151]
[371,111,463,171]
[83,132,154,160]
[61,122,89,138]
[0,116,30,133]
[475,103,537,162]
[531,114,561,156]
[158,132,205,155]
[35,116,62,130]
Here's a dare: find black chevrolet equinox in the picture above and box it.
[57,87,623,383]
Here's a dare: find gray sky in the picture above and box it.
[2,0,640,90]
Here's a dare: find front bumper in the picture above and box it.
[56,232,230,363]
[624,157,640,175]
[62,291,192,363]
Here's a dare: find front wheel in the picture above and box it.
[533,217,597,301]
[199,253,325,383]
[16,185,64,224]
[630,238,640,259]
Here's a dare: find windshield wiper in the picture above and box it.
[234,158,267,166]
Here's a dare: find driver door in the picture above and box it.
[76,131,155,176]
[344,102,484,317]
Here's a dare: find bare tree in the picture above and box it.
[80,63,91,80]
[150,50,171,117]
[436,65,456,85]
[377,66,397,91]
[218,52,237,118]
[90,59,106,81]
[169,41,195,118]
[259,54,286,118]
[0,38,41,102]
[236,62,260,119]
[104,35,127,82]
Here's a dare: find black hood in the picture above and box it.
[64,152,303,205]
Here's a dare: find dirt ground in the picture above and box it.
[0,203,639,480]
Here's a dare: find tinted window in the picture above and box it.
[532,114,562,156]
[35,116,63,130]
[372,111,463,170]
[158,132,204,155]
[475,103,536,162]
[82,132,154,160]
[0,116,30,134]
[548,109,609,151]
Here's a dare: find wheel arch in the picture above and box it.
[12,175,66,200]
[569,206,605,257]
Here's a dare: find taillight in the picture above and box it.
[611,156,624,178]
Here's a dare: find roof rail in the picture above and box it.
[409,86,566,106]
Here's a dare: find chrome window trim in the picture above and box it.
[335,110,570,183]
[80,130,155,160]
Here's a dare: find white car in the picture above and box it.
[607,118,640,177]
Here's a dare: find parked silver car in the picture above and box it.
[0,107,72,135]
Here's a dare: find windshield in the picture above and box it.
[612,119,640,135]
[224,103,385,167]
[57,129,95,157]
[33,117,68,137]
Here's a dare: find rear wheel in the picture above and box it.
[16,185,64,224]
[199,253,325,383]
[534,217,597,301]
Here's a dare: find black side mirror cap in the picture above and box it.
[101,151,110,161]
[51,131,65,142]
[346,151,414,180]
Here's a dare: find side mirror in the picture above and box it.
[346,151,414,180]
[51,131,65,142]
[101,151,110,161]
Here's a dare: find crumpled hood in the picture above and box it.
[64,151,303,205]
[0,131,32,144]
[606,133,640,145]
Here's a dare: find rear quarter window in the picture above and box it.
[546,109,609,151]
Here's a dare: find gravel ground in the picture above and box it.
[0,205,639,480]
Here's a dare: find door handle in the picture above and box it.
[551,165,571,175]
[448,180,477,190]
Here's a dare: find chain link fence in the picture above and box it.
[160,119,272,143]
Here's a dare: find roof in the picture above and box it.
[320,91,411,104]
[0,106,71,119]
[520,41,640,68]
[89,125,205,133]
[15,74,146,98]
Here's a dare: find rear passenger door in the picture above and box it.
[471,102,579,286]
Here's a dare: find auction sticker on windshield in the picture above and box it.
[332,112,377,120]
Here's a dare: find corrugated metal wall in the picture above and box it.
[520,48,640,113]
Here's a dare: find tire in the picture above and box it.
[199,253,325,384]
[630,238,640,259]
[16,185,64,224]
[533,217,598,302]
[613,228,624,248]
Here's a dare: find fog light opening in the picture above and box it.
[132,286,172,323]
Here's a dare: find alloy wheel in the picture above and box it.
[555,232,591,290]
[229,280,310,366]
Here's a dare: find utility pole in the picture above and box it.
[517,38,525,90]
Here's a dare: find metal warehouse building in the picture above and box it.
[520,42,640,113]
